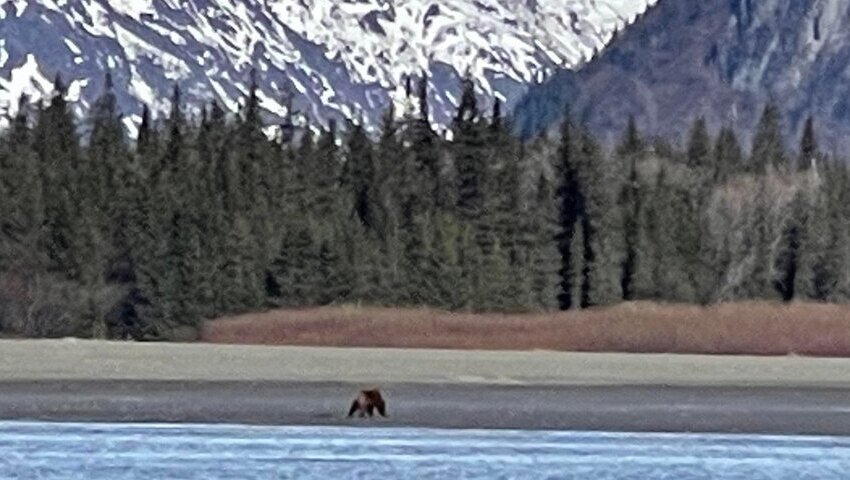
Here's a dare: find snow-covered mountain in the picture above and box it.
[0,0,654,134]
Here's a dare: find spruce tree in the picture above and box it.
[409,74,442,211]
[616,116,643,158]
[271,126,322,307]
[375,104,399,199]
[798,116,817,171]
[579,213,595,309]
[686,117,712,170]
[135,105,158,173]
[529,173,559,310]
[713,126,743,182]
[367,105,398,241]
[489,99,527,307]
[399,212,441,306]
[575,129,614,308]
[87,72,125,217]
[87,77,151,338]
[430,212,465,309]
[456,223,482,310]
[674,174,707,302]
[643,165,678,300]
[161,84,186,179]
[554,114,583,310]
[88,73,132,283]
[829,165,850,300]
[453,76,487,228]
[799,170,850,301]
[315,231,353,305]
[194,102,229,318]
[774,191,805,301]
[452,77,495,309]
[34,74,86,279]
[375,104,405,238]
[237,70,277,279]
[109,141,147,339]
[478,241,513,311]
[342,121,379,232]
[750,102,785,172]
[218,215,263,312]
[270,221,321,307]
[168,209,203,332]
[346,221,388,305]
[801,190,834,301]
[617,117,643,301]
[159,85,206,333]
[312,120,342,220]
[286,120,313,210]
[128,104,165,337]
[0,96,45,272]
[742,178,776,299]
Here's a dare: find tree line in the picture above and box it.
[0,71,847,340]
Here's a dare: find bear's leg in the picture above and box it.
[366,405,375,417]
[348,400,360,417]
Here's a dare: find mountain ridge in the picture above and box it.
[514,0,850,154]
[0,0,654,134]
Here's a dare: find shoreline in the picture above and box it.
[2,380,850,435]
[3,340,850,434]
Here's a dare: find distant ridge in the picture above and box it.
[514,0,850,154]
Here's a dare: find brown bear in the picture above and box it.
[347,389,387,418]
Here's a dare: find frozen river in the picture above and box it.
[2,421,849,479]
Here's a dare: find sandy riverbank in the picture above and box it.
[2,380,850,435]
[3,339,850,387]
[2,340,850,434]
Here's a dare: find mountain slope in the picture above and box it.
[514,0,850,154]
[0,0,654,133]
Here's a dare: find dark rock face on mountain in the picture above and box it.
[514,0,850,154]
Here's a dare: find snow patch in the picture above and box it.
[127,64,157,109]
[0,41,7,69]
[66,78,89,102]
[0,54,54,117]
[208,78,240,112]
[63,38,82,55]
[110,0,155,21]
[79,0,116,37]
[12,0,27,17]
[122,115,139,139]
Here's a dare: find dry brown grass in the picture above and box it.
[200,302,850,357]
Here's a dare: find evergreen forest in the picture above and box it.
[0,72,846,340]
